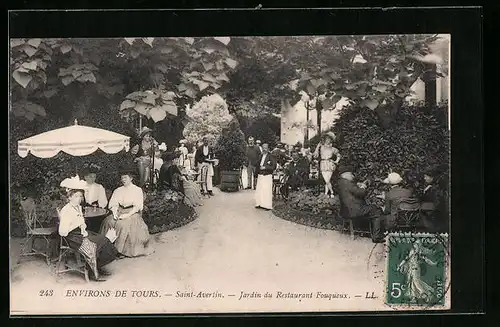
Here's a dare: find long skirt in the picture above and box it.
[241,167,249,189]
[183,179,203,207]
[64,228,118,279]
[100,208,154,257]
[255,174,273,209]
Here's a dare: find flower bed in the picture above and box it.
[272,192,343,230]
[142,189,198,234]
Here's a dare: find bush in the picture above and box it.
[273,192,342,230]
[240,114,280,148]
[142,189,198,234]
[288,191,340,216]
[331,102,449,206]
[214,119,247,171]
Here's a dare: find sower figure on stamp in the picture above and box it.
[245,136,261,190]
[255,143,277,210]
[195,136,216,196]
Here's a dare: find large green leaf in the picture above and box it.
[77,72,96,83]
[124,38,136,45]
[213,37,231,45]
[10,39,25,48]
[149,107,167,122]
[134,103,150,116]
[43,88,58,98]
[225,58,238,69]
[60,44,72,54]
[61,75,75,86]
[161,102,178,116]
[142,37,154,47]
[12,70,33,88]
[21,60,37,71]
[120,99,136,111]
[25,101,46,116]
[362,98,379,110]
[22,44,38,57]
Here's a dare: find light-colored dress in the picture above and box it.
[314,144,340,172]
[100,184,153,257]
[84,182,108,208]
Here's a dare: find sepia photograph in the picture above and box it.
[9,33,451,315]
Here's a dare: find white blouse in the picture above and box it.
[58,202,86,237]
[84,182,108,208]
[108,184,144,211]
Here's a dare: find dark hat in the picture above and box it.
[162,151,180,162]
[337,165,354,175]
[81,164,99,176]
[118,165,137,176]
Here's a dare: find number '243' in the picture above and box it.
[39,290,53,296]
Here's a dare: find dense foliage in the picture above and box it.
[182,94,232,145]
[239,114,280,148]
[214,119,247,171]
[142,189,198,234]
[332,102,449,206]
[273,192,342,230]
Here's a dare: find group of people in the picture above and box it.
[58,166,154,282]
[244,131,445,243]
[132,126,218,201]
[336,165,446,243]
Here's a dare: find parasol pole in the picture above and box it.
[74,118,79,176]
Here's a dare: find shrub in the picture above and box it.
[314,102,449,208]
[142,189,198,234]
[288,191,340,216]
[214,119,247,171]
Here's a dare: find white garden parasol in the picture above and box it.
[18,119,130,159]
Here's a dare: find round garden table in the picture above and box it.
[54,207,109,233]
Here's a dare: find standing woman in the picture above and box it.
[58,176,117,281]
[100,168,154,258]
[313,132,341,197]
[131,127,158,187]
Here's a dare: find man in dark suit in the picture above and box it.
[371,172,420,242]
[283,151,309,196]
[245,136,261,190]
[337,166,380,219]
[255,143,277,210]
[194,136,216,196]
[419,167,446,232]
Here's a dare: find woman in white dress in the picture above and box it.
[58,176,117,281]
[313,132,341,197]
[81,165,108,208]
[100,169,154,258]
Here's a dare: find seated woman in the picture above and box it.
[159,152,203,207]
[58,177,117,281]
[81,165,108,208]
[100,168,154,258]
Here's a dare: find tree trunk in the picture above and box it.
[424,63,437,110]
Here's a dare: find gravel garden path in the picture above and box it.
[10,187,388,315]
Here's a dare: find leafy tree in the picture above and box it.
[214,119,247,171]
[182,93,233,145]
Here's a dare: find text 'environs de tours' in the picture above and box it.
[63,290,349,300]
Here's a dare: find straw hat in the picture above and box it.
[60,176,88,190]
[383,172,403,185]
[323,131,336,142]
[139,126,153,138]
[179,139,187,145]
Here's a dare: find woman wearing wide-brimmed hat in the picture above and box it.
[130,126,159,187]
[313,131,341,197]
[58,176,118,281]
[100,167,154,258]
